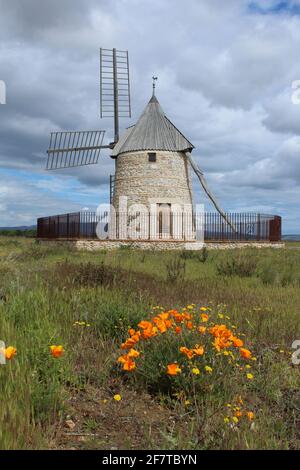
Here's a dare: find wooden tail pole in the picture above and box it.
[187,153,237,233]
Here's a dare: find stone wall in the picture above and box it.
[38,239,285,251]
[113,150,193,211]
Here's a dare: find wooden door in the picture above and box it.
[157,204,172,239]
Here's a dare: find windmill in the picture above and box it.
[45,47,235,235]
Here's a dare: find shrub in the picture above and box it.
[165,257,186,283]
[216,251,257,277]
[54,261,117,287]
[257,261,300,286]
[180,247,208,263]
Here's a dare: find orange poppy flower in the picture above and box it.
[121,333,141,349]
[201,313,209,322]
[117,354,128,364]
[172,312,184,323]
[138,320,153,330]
[118,354,136,371]
[127,348,140,358]
[153,317,168,333]
[198,326,207,334]
[193,345,204,356]
[240,348,252,359]
[157,312,169,321]
[185,321,194,330]
[174,326,182,334]
[232,337,244,348]
[179,346,194,359]
[4,346,17,360]
[167,363,182,376]
[182,312,192,321]
[128,328,136,336]
[123,359,136,371]
[50,345,64,358]
[246,411,254,421]
[142,325,158,339]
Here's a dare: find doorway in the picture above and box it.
[157,203,172,239]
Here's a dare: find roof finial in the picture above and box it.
[152,76,158,96]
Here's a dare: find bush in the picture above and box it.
[54,261,117,288]
[216,251,257,277]
[116,305,256,427]
[257,259,300,286]
[180,247,208,263]
[165,256,186,283]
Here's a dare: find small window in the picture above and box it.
[148,152,156,162]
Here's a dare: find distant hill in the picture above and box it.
[0,226,36,237]
[0,225,36,231]
[282,234,300,241]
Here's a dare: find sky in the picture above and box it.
[0,0,300,233]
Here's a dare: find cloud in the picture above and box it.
[0,0,299,231]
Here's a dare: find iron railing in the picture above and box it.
[37,211,281,242]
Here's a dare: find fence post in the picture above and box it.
[257,214,261,241]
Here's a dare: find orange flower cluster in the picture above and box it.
[118,308,202,371]
[118,348,140,371]
[117,304,256,423]
[180,345,204,359]
[224,396,255,425]
[209,324,251,359]
[118,305,253,375]
[118,310,184,371]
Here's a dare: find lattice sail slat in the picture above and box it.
[46,130,105,170]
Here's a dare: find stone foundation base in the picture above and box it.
[37,239,285,251]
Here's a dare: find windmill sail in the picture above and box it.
[100,48,131,143]
[45,48,132,170]
[187,153,237,233]
[46,130,107,170]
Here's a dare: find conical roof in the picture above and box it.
[111,94,194,157]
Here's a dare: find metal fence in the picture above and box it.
[37,211,281,242]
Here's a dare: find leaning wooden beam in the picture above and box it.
[187,153,237,233]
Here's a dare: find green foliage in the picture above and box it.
[0,238,300,450]
[257,253,300,286]
[216,250,258,277]
[180,247,208,263]
[0,229,36,237]
[165,256,186,283]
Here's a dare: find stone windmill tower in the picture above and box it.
[111,83,196,239]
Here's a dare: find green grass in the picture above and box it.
[0,237,299,449]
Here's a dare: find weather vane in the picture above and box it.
[152,76,158,95]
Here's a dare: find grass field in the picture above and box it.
[0,237,300,450]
